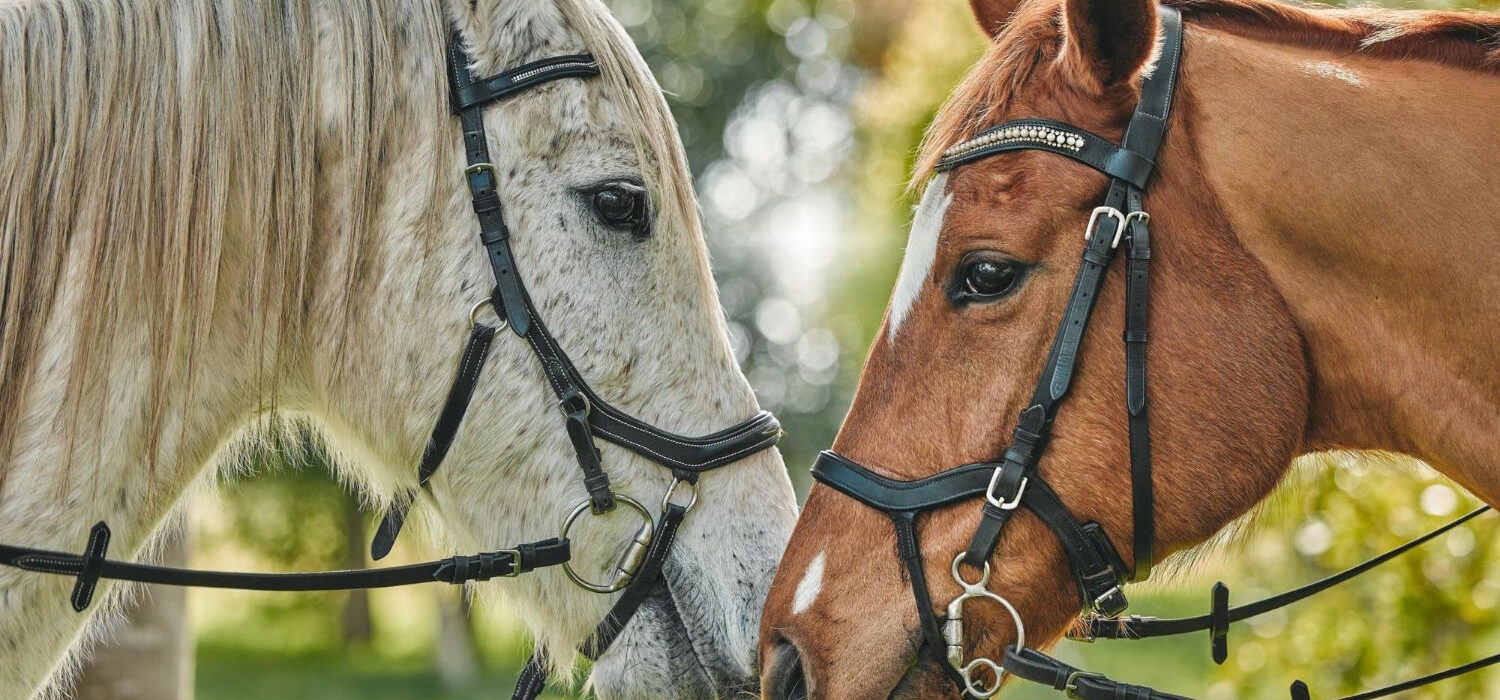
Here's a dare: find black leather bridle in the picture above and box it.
[811,7,1500,700]
[0,30,781,700]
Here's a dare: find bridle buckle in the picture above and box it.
[464,162,499,192]
[1064,670,1106,699]
[985,469,1028,510]
[1085,206,1127,249]
[497,548,524,577]
[1091,585,1129,617]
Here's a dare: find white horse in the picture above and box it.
[0,0,798,697]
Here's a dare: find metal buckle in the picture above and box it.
[1124,210,1150,228]
[661,478,699,514]
[1065,670,1106,699]
[560,494,653,593]
[985,469,1028,510]
[557,392,592,419]
[1085,206,1127,249]
[497,548,524,577]
[464,162,498,190]
[1092,585,1129,617]
[468,298,510,333]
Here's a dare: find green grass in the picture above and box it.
[195,647,578,700]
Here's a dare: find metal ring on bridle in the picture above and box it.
[961,657,1006,699]
[469,298,510,333]
[560,494,652,593]
[661,478,698,514]
[952,551,991,586]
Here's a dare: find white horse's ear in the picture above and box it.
[969,0,1024,39]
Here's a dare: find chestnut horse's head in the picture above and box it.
[761,0,1310,697]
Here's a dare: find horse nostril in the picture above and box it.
[766,638,809,700]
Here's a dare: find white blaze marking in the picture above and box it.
[887,173,952,341]
[791,550,826,615]
[1303,61,1363,87]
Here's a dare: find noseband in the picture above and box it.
[0,29,780,700]
[813,7,1500,699]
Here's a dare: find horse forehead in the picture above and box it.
[887,173,952,342]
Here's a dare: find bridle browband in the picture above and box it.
[811,7,1500,700]
[0,28,781,700]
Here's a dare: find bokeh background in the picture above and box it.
[85,1,1500,698]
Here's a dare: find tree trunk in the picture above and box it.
[74,531,192,700]
[340,496,372,646]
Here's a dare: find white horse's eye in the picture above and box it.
[587,181,651,239]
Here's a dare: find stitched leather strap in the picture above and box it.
[451,52,600,113]
[1002,646,1192,700]
[0,529,569,609]
[936,119,1156,188]
[1124,189,1154,581]
[892,513,976,698]
[811,451,994,511]
[373,324,499,559]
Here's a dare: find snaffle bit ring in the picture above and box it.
[468,298,510,333]
[560,494,653,593]
[961,658,1005,699]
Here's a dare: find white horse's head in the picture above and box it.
[0,0,796,697]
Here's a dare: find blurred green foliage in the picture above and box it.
[194,0,1500,698]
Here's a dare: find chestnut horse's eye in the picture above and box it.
[587,181,651,239]
[955,258,1025,302]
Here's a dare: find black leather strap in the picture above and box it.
[451,52,600,113]
[1291,649,1500,700]
[936,119,1155,188]
[892,513,975,698]
[1002,646,1192,700]
[373,324,498,559]
[1123,190,1154,581]
[583,502,688,659]
[812,451,994,511]
[0,526,569,609]
[1075,506,1493,642]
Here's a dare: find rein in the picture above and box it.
[812,6,1499,699]
[0,29,781,700]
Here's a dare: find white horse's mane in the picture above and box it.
[0,0,700,493]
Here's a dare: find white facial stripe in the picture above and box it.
[791,550,826,615]
[887,173,951,341]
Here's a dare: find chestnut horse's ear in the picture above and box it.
[1060,0,1159,89]
[969,0,1023,39]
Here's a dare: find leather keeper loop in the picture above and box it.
[71,522,112,611]
[1210,581,1230,664]
[479,222,510,245]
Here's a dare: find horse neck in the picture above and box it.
[1180,24,1500,500]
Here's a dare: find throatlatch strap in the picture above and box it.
[373,324,499,559]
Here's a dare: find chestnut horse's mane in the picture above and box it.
[913,0,1500,183]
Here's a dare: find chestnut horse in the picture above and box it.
[760,0,1500,697]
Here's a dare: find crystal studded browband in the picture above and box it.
[943,122,1086,161]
